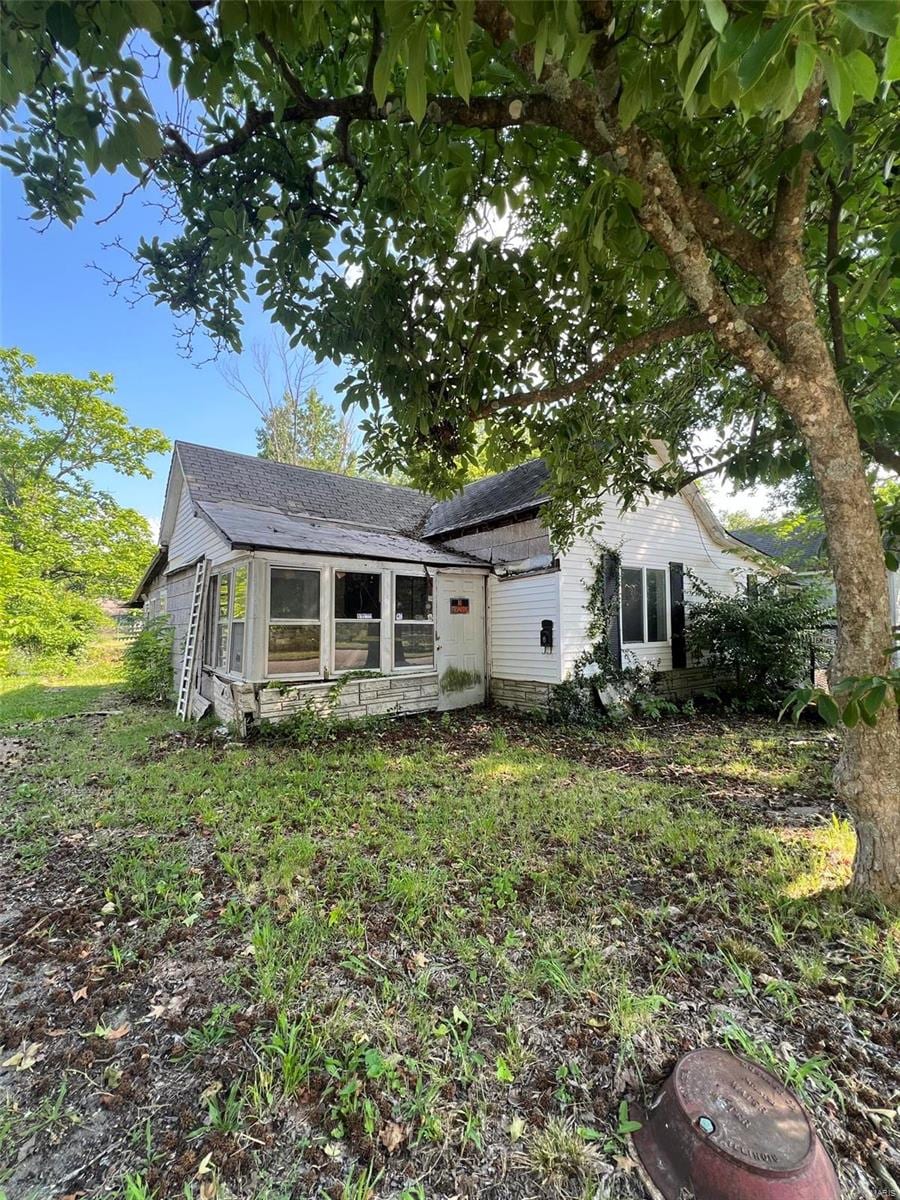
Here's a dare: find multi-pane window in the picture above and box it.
[267,567,320,676]
[229,566,248,673]
[203,565,248,673]
[334,570,381,672]
[621,566,668,644]
[394,575,434,669]
[215,571,230,669]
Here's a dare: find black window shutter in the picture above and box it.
[669,561,686,669]
[602,551,622,670]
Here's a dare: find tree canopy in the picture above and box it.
[0,348,169,665]
[1,0,896,523]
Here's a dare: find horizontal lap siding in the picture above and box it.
[168,480,229,571]
[488,571,562,684]
[560,492,750,678]
[439,517,550,564]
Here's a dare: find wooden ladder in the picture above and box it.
[176,559,208,721]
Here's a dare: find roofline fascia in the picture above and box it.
[228,539,488,569]
[127,546,169,606]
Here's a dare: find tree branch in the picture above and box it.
[162,92,565,170]
[771,70,823,249]
[482,314,710,413]
[861,439,900,475]
[678,178,768,278]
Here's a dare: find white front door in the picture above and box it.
[435,573,486,710]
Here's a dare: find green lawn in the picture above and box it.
[1,673,897,1199]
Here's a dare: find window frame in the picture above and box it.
[392,573,435,672]
[332,568,383,676]
[265,564,322,680]
[620,565,670,647]
[203,563,250,676]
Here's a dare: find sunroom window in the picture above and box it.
[394,575,434,669]
[202,565,248,673]
[229,566,247,673]
[267,567,320,676]
[334,570,381,672]
[621,566,668,645]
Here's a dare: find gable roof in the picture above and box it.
[176,441,433,534]
[196,500,481,567]
[423,459,550,538]
[728,525,827,571]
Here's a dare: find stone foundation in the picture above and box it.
[257,671,440,726]
[652,666,730,699]
[489,676,552,711]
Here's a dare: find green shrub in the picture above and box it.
[122,617,174,703]
[686,576,830,711]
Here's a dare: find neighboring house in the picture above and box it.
[729,523,900,667]
[131,441,760,728]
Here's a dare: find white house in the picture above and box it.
[131,442,759,728]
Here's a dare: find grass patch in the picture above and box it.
[0,672,896,1198]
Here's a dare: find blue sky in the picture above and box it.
[1,160,349,530]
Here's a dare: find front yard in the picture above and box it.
[0,666,898,1199]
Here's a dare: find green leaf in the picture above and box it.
[677,6,698,73]
[373,38,397,108]
[738,16,796,92]
[821,51,854,124]
[703,0,729,34]
[405,21,428,125]
[816,692,841,726]
[45,2,80,50]
[794,42,817,98]
[534,16,549,79]
[837,1,899,37]
[452,24,472,103]
[715,13,763,77]
[619,61,648,129]
[568,32,596,80]
[842,697,860,727]
[619,177,644,208]
[133,117,163,159]
[683,37,717,105]
[845,49,878,100]
[861,681,887,718]
[885,35,900,81]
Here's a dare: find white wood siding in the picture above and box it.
[168,478,229,571]
[560,491,751,677]
[488,570,562,683]
[439,516,550,564]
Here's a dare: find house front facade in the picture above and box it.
[132,442,759,728]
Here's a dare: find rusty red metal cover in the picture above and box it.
[632,1048,840,1199]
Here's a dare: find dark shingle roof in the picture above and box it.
[197,501,482,567]
[423,459,549,538]
[176,441,433,534]
[728,526,827,570]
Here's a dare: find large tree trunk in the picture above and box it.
[789,371,900,904]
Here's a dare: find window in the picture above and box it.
[621,568,644,643]
[216,571,230,669]
[267,567,320,676]
[334,570,381,672]
[394,575,434,669]
[621,566,668,644]
[229,566,247,673]
[201,566,249,673]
